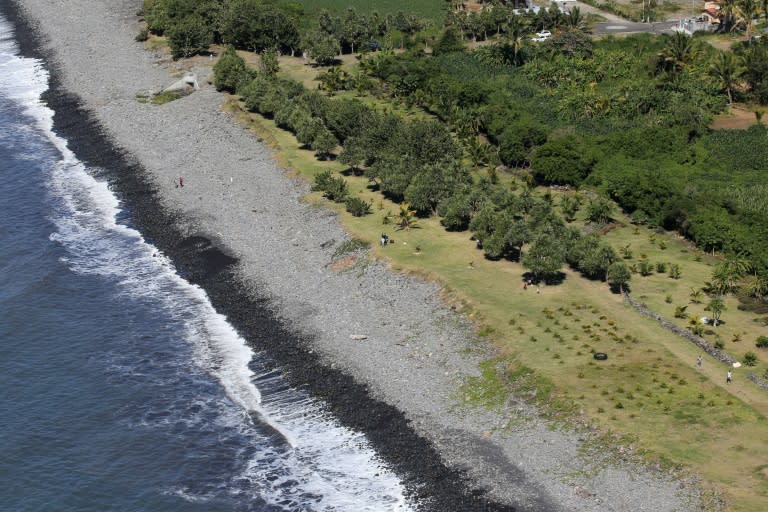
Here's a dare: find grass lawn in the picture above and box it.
[222,67,768,507]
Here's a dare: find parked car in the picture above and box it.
[531,30,552,42]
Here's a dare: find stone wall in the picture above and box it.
[623,293,738,365]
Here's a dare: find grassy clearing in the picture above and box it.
[224,84,768,508]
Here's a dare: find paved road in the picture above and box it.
[567,0,677,35]
[593,20,675,35]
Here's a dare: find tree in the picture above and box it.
[405,161,472,215]
[396,202,419,230]
[711,256,751,295]
[522,233,565,281]
[743,273,768,301]
[432,27,465,55]
[260,48,280,77]
[213,46,248,92]
[531,135,595,186]
[735,0,759,41]
[548,28,593,58]
[221,0,299,54]
[167,15,212,59]
[312,127,339,160]
[563,6,589,32]
[579,244,618,280]
[607,261,631,292]
[655,32,700,78]
[706,296,726,326]
[709,51,743,104]
[303,30,341,66]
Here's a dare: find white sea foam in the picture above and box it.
[0,17,413,511]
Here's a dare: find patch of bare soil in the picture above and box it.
[710,105,762,130]
[329,254,358,271]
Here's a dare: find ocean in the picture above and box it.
[0,14,414,511]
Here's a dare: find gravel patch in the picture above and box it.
[7,1,704,510]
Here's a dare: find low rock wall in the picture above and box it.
[623,293,737,365]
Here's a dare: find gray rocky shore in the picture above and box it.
[10,0,704,510]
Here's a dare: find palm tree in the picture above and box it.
[711,257,751,295]
[735,0,759,40]
[396,202,419,230]
[709,50,743,104]
[563,7,590,33]
[690,288,704,304]
[720,0,739,32]
[743,273,768,301]
[657,32,700,75]
[504,15,527,67]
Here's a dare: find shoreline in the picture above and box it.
[3,1,703,510]
[0,2,507,510]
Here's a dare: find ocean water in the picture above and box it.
[0,16,413,512]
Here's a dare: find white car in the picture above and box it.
[531,30,552,42]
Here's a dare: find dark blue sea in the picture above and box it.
[0,16,412,512]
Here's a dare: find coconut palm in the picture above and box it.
[563,7,590,33]
[395,202,419,230]
[711,256,751,295]
[656,32,700,76]
[735,0,759,40]
[709,50,743,104]
[720,0,739,32]
[690,287,704,304]
[503,15,527,67]
[743,273,768,301]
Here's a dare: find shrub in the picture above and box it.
[756,336,768,348]
[656,261,667,273]
[743,351,759,366]
[345,197,372,217]
[638,259,653,276]
[668,263,681,279]
[323,177,349,202]
[135,28,149,42]
[313,170,348,202]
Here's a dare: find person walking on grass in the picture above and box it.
[697,355,703,368]
[727,370,732,384]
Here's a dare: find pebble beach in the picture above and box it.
[6,0,705,510]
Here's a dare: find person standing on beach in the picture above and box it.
[179,176,184,187]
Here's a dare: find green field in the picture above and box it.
[278,0,448,22]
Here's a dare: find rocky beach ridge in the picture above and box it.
[5,0,705,510]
